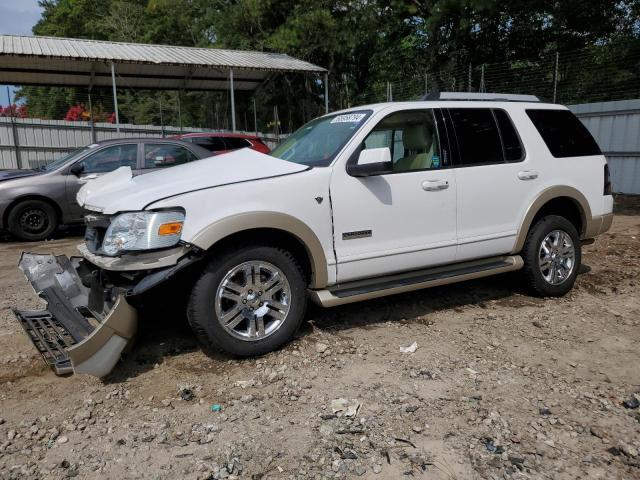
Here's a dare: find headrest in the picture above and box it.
[403,124,432,151]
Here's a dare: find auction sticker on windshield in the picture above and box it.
[330,113,367,123]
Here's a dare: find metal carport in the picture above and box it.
[0,34,328,132]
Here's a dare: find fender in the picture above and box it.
[512,186,592,254]
[191,211,329,288]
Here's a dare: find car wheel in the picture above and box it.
[187,245,307,356]
[522,215,581,297]
[7,199,58,241]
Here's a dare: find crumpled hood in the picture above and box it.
[77,148,307,214]
[0,169,39,182]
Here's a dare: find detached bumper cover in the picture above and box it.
[14,253,137,377]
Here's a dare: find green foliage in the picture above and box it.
[17,0,640,130]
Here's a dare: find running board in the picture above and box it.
[309,255,523,307]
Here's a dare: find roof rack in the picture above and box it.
[422,91,540,102]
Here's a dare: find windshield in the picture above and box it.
[270,110,371,167]
[42,146,92,171]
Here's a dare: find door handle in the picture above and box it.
[422,179,449,191]
[517,170,539,180]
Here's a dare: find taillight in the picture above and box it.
[604,164,612,195]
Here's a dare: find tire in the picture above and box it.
[522,215,581,297]
[187,245,307,356]
[7,199,58,241]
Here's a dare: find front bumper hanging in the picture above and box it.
[14,253,137,377]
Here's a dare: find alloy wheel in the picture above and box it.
[538,229,575,285]
[215,261,291,341]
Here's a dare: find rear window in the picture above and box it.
[494,109,524,162]
[526,109,601,158]
[224,137,251,149]
[191,137,227,152]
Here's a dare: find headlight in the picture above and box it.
[102,210,184,256]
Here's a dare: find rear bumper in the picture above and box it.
[584,213,614,239]
[14,253,138,377]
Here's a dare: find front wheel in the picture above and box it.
[522,215,581,297]
[7,199,58,241]
[187,245,307,356]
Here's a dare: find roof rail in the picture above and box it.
[422,91,540,102]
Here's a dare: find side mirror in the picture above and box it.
[69,163,85,176]
[346,147,393,177]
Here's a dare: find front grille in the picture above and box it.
[14,310,75,375]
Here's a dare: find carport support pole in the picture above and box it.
[253,98,257,136]
[324,73,329,114]
[230,69,236,132]
[110,63,120,133]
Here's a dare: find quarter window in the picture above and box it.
[449,108,503,165]
[494,109,524,162]
[362,110,443,172]
[144,143,198,169]
[526,109,601,158]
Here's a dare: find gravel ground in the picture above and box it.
[0,206,638,479]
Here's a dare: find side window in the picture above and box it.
[223,137,251,149]
[526,109,601,158]
[144,143,198,169]
[361,110,443,172]
[494,109,524,162]
[192,137,227,152]
[449,108,503,165]
[79,144,137,173]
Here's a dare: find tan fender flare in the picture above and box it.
[191,211,329,288]
[512,186,592,254]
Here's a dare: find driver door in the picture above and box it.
[330,109,457,282]
[65,143,140,221]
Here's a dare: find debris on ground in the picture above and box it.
[330,398,361,417]
[179,387,195,401]
[399,341,418,353]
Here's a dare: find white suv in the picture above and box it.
[15,92,613,376]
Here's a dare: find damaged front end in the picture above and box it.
[14,248,202,377]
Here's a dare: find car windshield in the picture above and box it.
[41,146,93,171]
[270,110,372,167]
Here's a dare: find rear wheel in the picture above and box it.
[7,199,58,241]
[187,245,307,356]
[522,215,581,297]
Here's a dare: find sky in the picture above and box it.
[0,0,44,104]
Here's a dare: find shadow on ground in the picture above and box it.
[106,269,547,382]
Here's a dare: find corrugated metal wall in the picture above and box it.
[570,99,640,194]
[0,118,282,170]
[0,118,213,169]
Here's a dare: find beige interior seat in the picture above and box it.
[394,124,434,171]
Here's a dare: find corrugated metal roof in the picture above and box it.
[0,34,326,73]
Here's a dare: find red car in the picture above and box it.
[171,133,271,155]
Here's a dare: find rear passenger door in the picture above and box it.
[447,107,534,261]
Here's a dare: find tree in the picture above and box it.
[15,0,640,129]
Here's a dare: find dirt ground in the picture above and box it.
[0,205,639,480]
